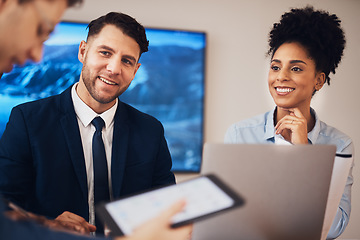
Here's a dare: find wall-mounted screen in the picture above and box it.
[0,21,206,172]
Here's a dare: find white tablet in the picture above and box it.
[96,174,245,236]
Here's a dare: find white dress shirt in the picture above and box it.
[71,83,117,226]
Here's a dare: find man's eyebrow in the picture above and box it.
[97,45,115,52]
[123,55,137,63]
[97,45,138,62]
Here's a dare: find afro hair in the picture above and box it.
[268,6,346,85]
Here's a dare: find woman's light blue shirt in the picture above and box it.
[224,107,354,239]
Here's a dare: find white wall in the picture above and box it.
[63,0,360,238]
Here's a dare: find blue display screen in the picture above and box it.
[0,22,206,172]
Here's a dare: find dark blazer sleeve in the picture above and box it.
[0,198,109,240]
[0,88,89,219]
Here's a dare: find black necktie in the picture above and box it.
[92,116,110,234]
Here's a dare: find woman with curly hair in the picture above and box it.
[224,6,353,239]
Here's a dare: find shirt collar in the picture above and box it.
[263,107,276,142]
[71,83,118,129]
[307,107,320,144]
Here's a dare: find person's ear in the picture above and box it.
[78,40,87,64]
[315,72,326,91]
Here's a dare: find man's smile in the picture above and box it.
[98,76,117,85]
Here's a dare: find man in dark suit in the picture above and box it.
[0,11,175,234]
[0,1,190,239]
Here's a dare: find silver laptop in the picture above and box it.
[192,143,336,240]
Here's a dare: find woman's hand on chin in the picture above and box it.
[275,108,309,144]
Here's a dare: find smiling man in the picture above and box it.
[77,23,142,113]
[0,12,175,236]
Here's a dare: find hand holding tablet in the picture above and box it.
[96,174,245,236]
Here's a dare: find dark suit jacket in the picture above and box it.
[0,86,175,220]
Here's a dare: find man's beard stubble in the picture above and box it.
[81,64,122,105]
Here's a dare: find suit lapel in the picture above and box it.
[59,87,88,202]
[111,102,129,199]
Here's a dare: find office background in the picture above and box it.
[62,0,360,238]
